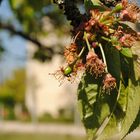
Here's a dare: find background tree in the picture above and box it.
[0,0,71,61]
[0,68,25,119]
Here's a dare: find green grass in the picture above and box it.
[0,133,86,140]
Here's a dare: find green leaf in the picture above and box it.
[84,0,105,12]
[117,79,140,139]
[10,0,25,9]
[98,77,140,140]
[77,44,140,140]
[113,52,140,139]
[120,21,139,32]
[120,48,133,58]
[128,109,140,135]
[131,41,140,80]
[126,41,140,136]
[77,73,111,140]
[0,46,4,53]
[104,45,121,86]
[77,73,121,140]
[93,45,122,140]
[77,46,121,140]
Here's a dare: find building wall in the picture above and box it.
[25,17,78,118]
[26,55,77,117]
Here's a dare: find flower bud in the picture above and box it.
[64,66,72,76]
[114,3,123,12]
[102,73,116,93]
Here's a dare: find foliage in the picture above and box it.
[0,133,86,140]
[0,0,140,139]
[38,112,74,124]
[0,68,26,104]
[0,0,70,61]
[9,0,67,34]
[53,0,140,140]
[0,40,5,58]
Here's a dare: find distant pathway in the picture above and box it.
[0,121,139,140]
[0,121,85,136]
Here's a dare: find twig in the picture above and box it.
[84,32,91,51]
[0,22,44,49]
[0,0,2,5]
[54,0,83,28]
[99,43,108,72]
[0,22,63,56]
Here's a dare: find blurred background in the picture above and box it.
[0,0,139,140]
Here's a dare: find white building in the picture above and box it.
[25,17,78,119]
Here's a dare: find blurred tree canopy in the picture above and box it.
[0,0,84,116]
[0,0,73,61]
[9,0,67,33]
[0,68,25,105]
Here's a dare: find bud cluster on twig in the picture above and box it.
[52,0,140,93]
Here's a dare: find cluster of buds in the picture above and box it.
[52,0,140,93]
[64,43,78,64]
[120,0,140,22]
[102,73,116,93]
[85,50,106,78]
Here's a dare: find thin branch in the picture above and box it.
[0,22,63,54]
[0,0,2,5]
[99,43,108,72]
[0,22,43,49]
[54,0,84,28]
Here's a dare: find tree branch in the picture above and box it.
[0,0,2,5]
[0,22,44,49]
[0,22,63,61]
[54,0,84,28]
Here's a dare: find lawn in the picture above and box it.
[0,133,87,140]
[0,132,140,140]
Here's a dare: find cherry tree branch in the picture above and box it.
[0,22,44,49]
[0,22,63,52]
[0,0,2,5]
[54,0,84,28]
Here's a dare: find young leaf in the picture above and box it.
[131,41,140,80]
[120,48,133,58]
[84,0,106,12]
[77,73,111,140]
[127,109,140,136]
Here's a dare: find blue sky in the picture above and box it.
[0,0,26,81]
